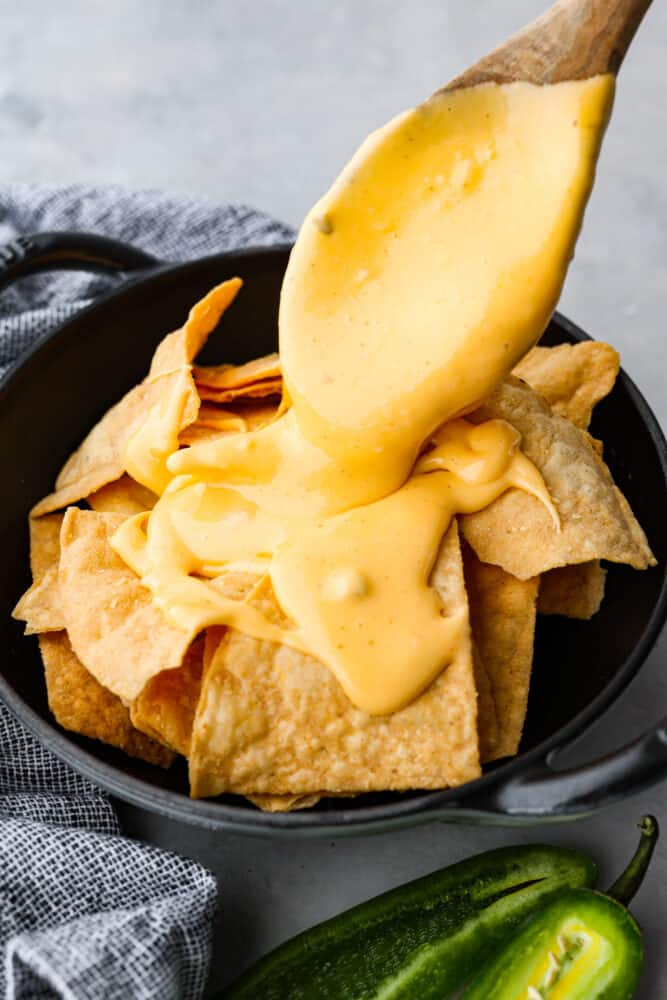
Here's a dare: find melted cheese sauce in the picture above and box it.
[111,75,613,715]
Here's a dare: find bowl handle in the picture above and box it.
[0,231,160,291]
[461,716,667,821]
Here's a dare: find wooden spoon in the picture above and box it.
[441,0,653,91]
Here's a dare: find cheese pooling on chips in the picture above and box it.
[112,76,612,716]
[15,74,656,804]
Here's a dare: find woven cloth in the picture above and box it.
[0,183,294,1000]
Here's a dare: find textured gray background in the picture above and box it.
[3,0,666,996]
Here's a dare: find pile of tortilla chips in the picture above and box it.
[13,286,655,810]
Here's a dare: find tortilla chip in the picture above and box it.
[39,631,174,766]
[178,401,279,446]
[58,509,193,702]
[461,379,655,580]
[130,574,256,753]
[147,277,242,380]
[199,627,324,810]
[538,561,607,620]
[472,641,499,762]
[88,475,157,516]
[189,406,247,433]
[130,637,206,755]
[247,794,324,812]
[12,514,65,634]
[514,342,620,429]
[196,401,279,431]
[463,544,539,759]
[195,378,282,404]
[31,280,241,517]
[188,521,481,798]
[177,425,234,447]
[15,515,172,762]
[30,383,153,518]
[193,352,281,390]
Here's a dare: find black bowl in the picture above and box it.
[0,231,666,836]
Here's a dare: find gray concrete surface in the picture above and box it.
[3,0,666,996]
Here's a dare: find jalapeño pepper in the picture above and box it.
[222,844,596,999]
[460,816,658,1000]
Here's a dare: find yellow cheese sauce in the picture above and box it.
[111,75,614,715]
[125,378,193,496]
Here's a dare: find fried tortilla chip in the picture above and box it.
[188,522,481,798]
[538,561,607,620]
[12,514,65,634]
[195,378,282,404]
[58,509,193,702]
[514,341,620,429]
[198,623,324,810]
[247,794,324,812]
[31,280,241,517]
[472,641,499,762]
[130,637,206,755]
[178,401,279,446]
[177,425,233,447]
[463,544,539,759]
[39,631,173,766]
[14,514,173,761]
[88,475,157,516]
[30,382,155,518]
[130,573,257,753]
[193,352,281,389]
[197,401,279,430]
[188,406,247,433]
[514,342,619,616]
[461,379,655,580]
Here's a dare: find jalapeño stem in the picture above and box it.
[607,815,659,906]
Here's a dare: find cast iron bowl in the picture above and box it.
[0,231,666,837]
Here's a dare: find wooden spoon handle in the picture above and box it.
[441,0,653,91]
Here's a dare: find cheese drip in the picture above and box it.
[114,417,551,713]
[113,75,614,715]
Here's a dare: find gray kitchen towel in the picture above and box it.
[0,183,295,1000]
[0,182,294,379]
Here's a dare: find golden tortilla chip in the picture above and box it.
[188,522,481,798]
[514,341,620,429]
[88,475,157,516]
[197,401,279,430]
[538,561,607,620]
[144,276,241,383]
[39,631,174,766]
[58,509,193,702]
[189,406,247,433]
[177,425,233,447]
[193,352,281,389]
[195,378,282,404]
[247,791,362,812]
[463,543,539,759]
[178,401,279,446]
[31,280,241,517]
[15,510,177,762]
[461,379,655,580]
[130,637,206,755]
[183,622,326,809]
[30,383,154,518]
[130,574,256,753]
[247,794,324,812]
[12,514,65,634]
[472,641,499,762]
